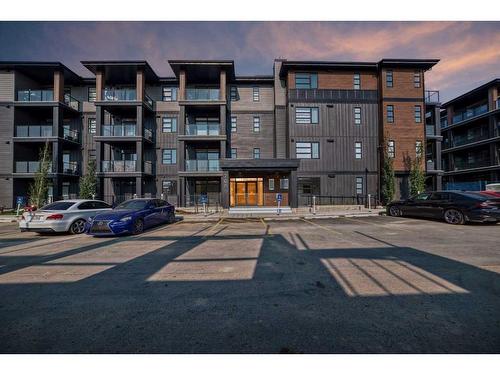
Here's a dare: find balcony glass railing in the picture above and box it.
[185,124,220,136]
[185,159,220,172]
[102,124,137,137]
[144,128,153,141]
[425,125,435,136]
[101,160,137,173]
[64,93,80,111]
[15,161,53,173]
[15,125,53,137]
[450,133,490,148]
[144,92,154,107]
[63,128,79,142]
[496,98,500,110]
[425,90,440,103]
[143,161,153,174]
[453,159,491,171]
[17,89,54,102]
[62,161,79,175]
[102,89,137,101]
[185,88,220,101]
[452,104,488,124]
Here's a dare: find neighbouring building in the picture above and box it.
[424,90,444,191]
[440,79,500,190]
[0,58,439,209]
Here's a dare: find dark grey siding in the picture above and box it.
[229,112,275,159]
[0,71,15,101]
[0,105,14,206]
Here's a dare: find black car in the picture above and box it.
[387,191,500,224]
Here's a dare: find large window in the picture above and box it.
[88,118,96,134]
[280,178,289,190]
[296,142,319,159]
[230,116,237,133]
[295,73,318,89]
[162,149,177,164]
[354,107,362,125]
[387,105,394,123]
[295,107,319,124]
[356,177,363,195]
[387,140,395,158]
[253,116,260,133]
[162,117,177,133]
[353,73,361,90]
[386,70,393,87]
[88,87,96,102]
[253,87,260,102]
[162,87,178,102]
[253,148,260,159]
[414,71,421,88]
[231,148,237,159]
[230,86,238,101]
[355,142,362,159]
[414,105,422,123]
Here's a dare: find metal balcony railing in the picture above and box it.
[425,90,440,103]
[101,160,137,173]
[185,88,220,101]
[185,159,220,172]
[102,88,137,101]
[63,93,80,111]
[451,104,488,124]
[17,89,54,102]
[144,92,154,107]
[185,124,220,136]
[15,161,53,173]
[15,125,53,137]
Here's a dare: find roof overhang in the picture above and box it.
[220,159,300,171]
[0,61,83,85]
[81,60,159,83]
[378,59,440,71]
[168,60,236,82]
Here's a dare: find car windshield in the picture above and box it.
[115,200,149,210]
[40,201,76,211]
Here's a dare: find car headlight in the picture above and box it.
[119,215,133,222]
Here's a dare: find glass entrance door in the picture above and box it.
[230,178,263,206]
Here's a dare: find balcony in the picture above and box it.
[102,88,136,101]
[452,159,491,171]
[425,125,436,136]
[17,89,54,102]
[289,88,378,102]
[62,161,79,175]
[185,159,220,172]
[101,124,153,140]
[443,132,490,150]
[496,98,500,110]
[63,128,80,143]
[425,90,440,103]
[63,94,80,111]
[15,125,53,137]
[185,88,220,101]
[185,124,220,136]
[451,104,488,125]
[15,161,53,173]
[101,160,154,174]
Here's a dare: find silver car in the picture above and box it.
[19,199,113,234]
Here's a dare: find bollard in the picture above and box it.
[312,195,316,215]
[368,194,371,210]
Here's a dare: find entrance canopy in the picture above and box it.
[220,159,300,172]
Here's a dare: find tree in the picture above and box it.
[381,151,395,205]
[79,158,97,199]
[28,141,51,207]
[409,143,426,196]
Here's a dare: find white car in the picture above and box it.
[19,199,113,234]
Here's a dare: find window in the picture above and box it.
[355,142,362,159]
[269,178,275,191]
[253,116,260,133]
[230,86,238,101]
[253,148,260,159]
[162,149,177,164]
[88,118,96,134]
[353,73,361,90]
[414,71,421,88]
[295,73,318,89]
[296,142,319,159]
[414,105,422,123]
[231,116,237,133]
[162,180,177,195]
[387,105,394,123]
[387,140,395,158]
[231,148,237,159]
[280,178,289,190]
[253,87,260,101]
[386,70,393,87]
[416,140,423,158]
[162,117,177,133]
[88,87,96,102]
[162,87,178,102]
[356,177,363,195]
[295,107,319,124]
[354,107,362,125]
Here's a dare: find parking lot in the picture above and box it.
[0,215,499,353]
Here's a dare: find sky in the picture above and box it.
[0,21,499,102]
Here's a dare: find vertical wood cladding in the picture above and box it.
[229,112,275,159]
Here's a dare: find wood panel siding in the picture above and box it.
[229,112,275,159]
[229,85,274,112]
[0,71,15,101]
[288,71,378,90]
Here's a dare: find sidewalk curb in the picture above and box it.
[178,211,384,222]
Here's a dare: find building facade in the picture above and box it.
[440,79,500,190]
[0,58,438,209]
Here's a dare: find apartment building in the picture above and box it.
[440,79,500,190]
[0,58,438,209]
[424,90,444,190]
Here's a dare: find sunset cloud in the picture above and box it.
[0,21,498,101]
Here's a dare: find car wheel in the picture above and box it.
[167,210,175,224]
[444,209,465,225]
[388,206,402,217]
[132,218,144,234]
[69,219,86,234]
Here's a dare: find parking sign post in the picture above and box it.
[276,193,282,215]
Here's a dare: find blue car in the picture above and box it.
[86,198,175,236]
